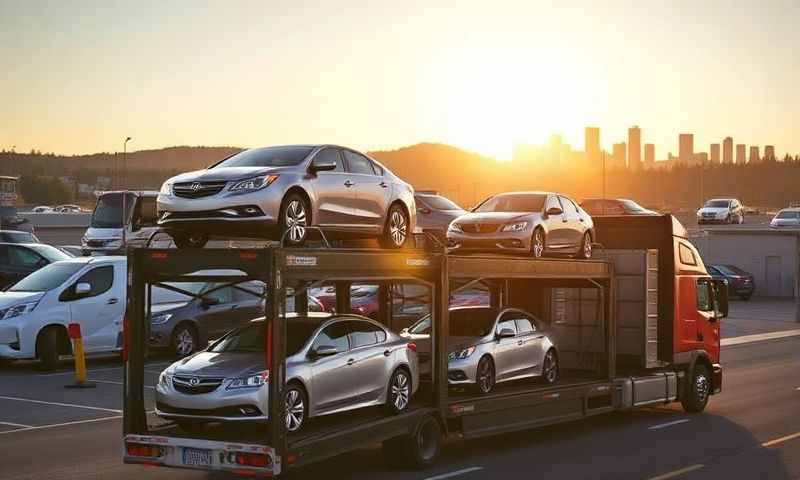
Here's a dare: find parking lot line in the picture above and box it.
[91,378,155,389]
[646,464,704,480]
[424,466,484,480]
[648,419,691,430]
[36,365,123,377]
[762,431,800,448]
[0,421,32,428]
[721,329,800,347]
[0,415,122,436]
[0,395,122,413]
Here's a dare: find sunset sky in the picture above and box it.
[1,0,798,160]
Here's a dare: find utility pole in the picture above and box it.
[122,137,132,249]
[602,151,607,215]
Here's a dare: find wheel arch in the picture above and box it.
[283,186,314,224]
[36,324,72,357]
[385,199,411,234]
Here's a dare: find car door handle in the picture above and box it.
[379,181,388,188]
[347,358,355,366]
[107,298,118,305]
[344,180,354,188]
[383,349,391,357]
[517,340,524,346]
[579,217,584,222]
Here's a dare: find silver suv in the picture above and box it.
[157,145,415,248]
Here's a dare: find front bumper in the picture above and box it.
[0,323,32,359]
[447,230,531,254]
[447,356,479,386]
[155,377,269,423]
[697,216,729,224]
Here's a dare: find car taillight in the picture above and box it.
[407,342,417,352]
[235,452,271,468]
[126,442,164,458]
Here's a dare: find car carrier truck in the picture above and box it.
[122,214,726,477]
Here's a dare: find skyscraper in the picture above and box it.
[613,142,626,168]
[628,126,641,170]
[749,146,760,163]
[736,144,746,164]
[722,137,733,164]
[710,144,720,164]
[764,145,776,161]
[585,126,600,163]
[644,143,655,165]
[679,134,694,165]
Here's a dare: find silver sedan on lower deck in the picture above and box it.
[155,313,418,432]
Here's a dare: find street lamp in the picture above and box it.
[123,137,132,187]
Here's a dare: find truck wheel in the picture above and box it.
[173,232,208,249]
[382,415,441,470]
[171,324,198,357]
[381,204,409,249]
[542,349,559,384]
[386,367,412,414]
[476,356,495,394]
[681,364,711,413]
[36,328,61,371]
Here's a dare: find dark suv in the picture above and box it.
[707,264,755,301]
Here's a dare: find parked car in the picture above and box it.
[0,206,35,234]
[57,245,83,257]
[0,256,126,369]
[769,208,800,228]
[156,145,416,249]
[414,192,466,242]
[447,191,594,259]
[31,206,53,213]
[155,314,419,432]
[0,242,72,290]
[150,273,324,357]
[696,198,744,224]
[707,264,755,300]
[401,306,558,394]
[313,283,380,317]
[54,204,85,213]
[82,191,159,255]
[580,198,658,216]
[0,230,40,244]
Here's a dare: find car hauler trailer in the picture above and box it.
[123,215,726,476]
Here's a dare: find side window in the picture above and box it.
[233,281,265,302]
[313,148,345,172]
[344,151,377,175]
[8,246,44,268]
[559,196,578,215]
[204,285,233,304]
[679,243,697,266]
[515,317,535,333]
[545,195,562,213]
[312,322,349,352]
[348,321,384,348]
[607,200,625,215]
[496,317,517,335]
[371,161,384,176]
[696,280,713,312]
[75,265,114,297]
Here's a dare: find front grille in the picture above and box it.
[702,212,715,218]
[173,181,227,199]
[157,402,263,418]
[458,223,499,234]
[172,375,224,394]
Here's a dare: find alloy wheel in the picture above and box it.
[582,233,592,259]
[477,357,494,394]
[389,210,408,246]
[391,371,410,411]
[175,329,195,357]
[284,388,305,432]
[532,230,545,258]
[544,350,559,383]
[285,200,307,243]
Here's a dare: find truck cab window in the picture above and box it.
[696,280,713,312]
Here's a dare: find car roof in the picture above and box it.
[50,255,126,266]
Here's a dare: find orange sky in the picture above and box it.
[1,0,798,160]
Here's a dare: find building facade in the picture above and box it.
[722,136,733,164]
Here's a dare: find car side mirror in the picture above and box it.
[546,207,563,216]
[310,158,337,173]
[75,282,92,296]
[201,297,221,308]
[311,345,340,357]
[496,327,516,339]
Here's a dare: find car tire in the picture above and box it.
[280,193,310,246]
[382,204,409,249]
[173,232,208,249]
[386,367,412,414]
[531,227,546,258]
[476,355,495,394]
[382,414,441,470]
[284,382,308,433]
[542,348,559,384]
[578,231,592,259]
[681,364,711,413]
[171,323,198,358]
[37,327,62,371]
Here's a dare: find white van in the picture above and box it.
[82,191,159,255]
[0,256,127,369]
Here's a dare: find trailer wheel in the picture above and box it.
[681,364,711,413]
[382,415,441,470]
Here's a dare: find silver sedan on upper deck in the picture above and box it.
[157,145,416,249]
[155,314,419,433]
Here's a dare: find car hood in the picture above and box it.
[0,291,46,307]
[170,351,266,378]
[454,212,534,224]
[698,207,729,215]
[84,227,123,240]
[169,166,292,183]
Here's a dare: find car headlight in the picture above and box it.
[448,222,463,233]
[501,221,528,232]
[105,239,122,248]
[159,181,173,195]
[158,371,171,386]
[448,346,476,361]
[0,302,39,320]
[150,313,173,325]
[226,370,270,390]
[228,175,279,193]
[81,236,88,247]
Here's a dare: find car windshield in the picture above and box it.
[418,195,462,211]
[409,315,431,335]
[211,146,314,169]
[8,262,85,292]
[704,200,730,208]
[620,199,649,212]
[0,231,34,243]
[776,211,799,219]
[91,193,135,228]
[449,309,497,337]
[210,319,320,355]
[474,194,546,213]
[28,244,72,262]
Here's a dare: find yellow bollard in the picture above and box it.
[65,323,96,389]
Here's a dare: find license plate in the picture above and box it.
[182,447,212,466]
